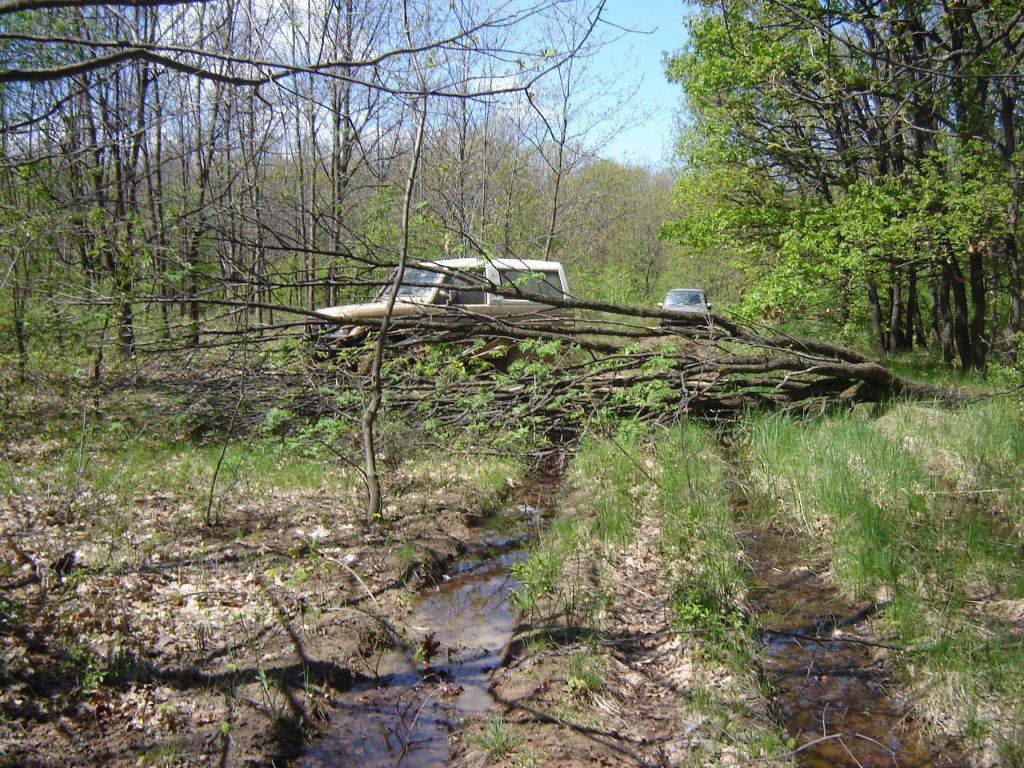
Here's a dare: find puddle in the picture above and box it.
[301,482,555,767]
[741,525,964,768]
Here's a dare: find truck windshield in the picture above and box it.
[665,290,706,308]
[393,268,442,299]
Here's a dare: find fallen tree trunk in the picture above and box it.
[285,320,965,465]
[146,305,966,459]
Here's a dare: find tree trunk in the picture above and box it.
[968,244,987,369]
[939,257,956,363]
[889,267,906,351]
[12,251,27,381]
[362,95,429,520]
[906,264,927,347]
[865,273,887,354]
[947,252,972,370]
[1005,235,1021,362]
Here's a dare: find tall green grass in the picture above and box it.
[510,427,647,627]
[655,424,745,641]
[653,423,791,764]
[742,400,1024,761]
[567,426,648,545]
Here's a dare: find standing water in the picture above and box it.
[301,481,556,767]
[742,524,965,768]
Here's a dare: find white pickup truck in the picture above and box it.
[306,257,573,355]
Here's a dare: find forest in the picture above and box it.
[2,1,1023,767]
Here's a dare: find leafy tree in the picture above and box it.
[665,0,1024,368]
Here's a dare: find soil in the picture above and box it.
[1,398,775,768]
[0,374,984,768]
[0,443,487,767]
[451,495,781,768]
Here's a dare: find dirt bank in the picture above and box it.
[451,481,786,768]
[0,453,501,767]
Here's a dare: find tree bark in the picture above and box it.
[1005,235,1022,362]
[968,245,988,369]
[906,264,927,347]
[889,267,906,351]
[865,273,887,354]
[938,257,956,364]
[362,95,429,520]
[947,252,972,370]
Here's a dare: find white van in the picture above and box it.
[307,257,572,353]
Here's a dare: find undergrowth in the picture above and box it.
[741,398,1024,762]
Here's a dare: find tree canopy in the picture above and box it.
[664,0,1024,367]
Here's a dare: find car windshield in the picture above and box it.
[664,289,706,308]
[393,268,443,299]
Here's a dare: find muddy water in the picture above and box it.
[301,484,554,768]
[742,525,962,768]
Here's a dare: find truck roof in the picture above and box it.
[421,257,562,271]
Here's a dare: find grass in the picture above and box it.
[655,424,744,638]
[9,336,1021,763]
[468,715,518,760]
[565,645,604,699]
[567,426,647,545]
[510,426,648,627]
[511,421,793,764]
[741,398,1024,762]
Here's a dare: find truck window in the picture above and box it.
[394,268,443,299]
[496,269,563,301]
[443,269,488,305]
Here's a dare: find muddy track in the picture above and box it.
[740,522,969,768]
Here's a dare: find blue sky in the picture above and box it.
[591,0,689,166]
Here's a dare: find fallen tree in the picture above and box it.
[155,275,964,431]
[283,303,968,457]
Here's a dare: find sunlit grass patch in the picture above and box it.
[655,424,735,560]
[466,715,519,761]
[396,450,523,512]
[652,424,791,760]
[64,439,349,514]
[565,644,605,700]
[509,426,650,628]
[878,399,1024,529]
[505,421,792,765]
[745,410,927,596]
[743,412,822,534]
[511,514,607,631]
[567,425,648,545]
[655,424,746,653]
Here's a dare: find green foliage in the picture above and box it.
[664,0,1023,353]
[556,162,684,304]
[670,583,742,633]
[510,545,565,618]
[260,407,294,436]
[611,377,674,413]
[60,639,135,696]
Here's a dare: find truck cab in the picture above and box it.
[307,257,572,354]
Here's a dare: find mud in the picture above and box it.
[741,524,968,768]
[301,500,546,767]
[0,472,491,768]
[452,492,783,768]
